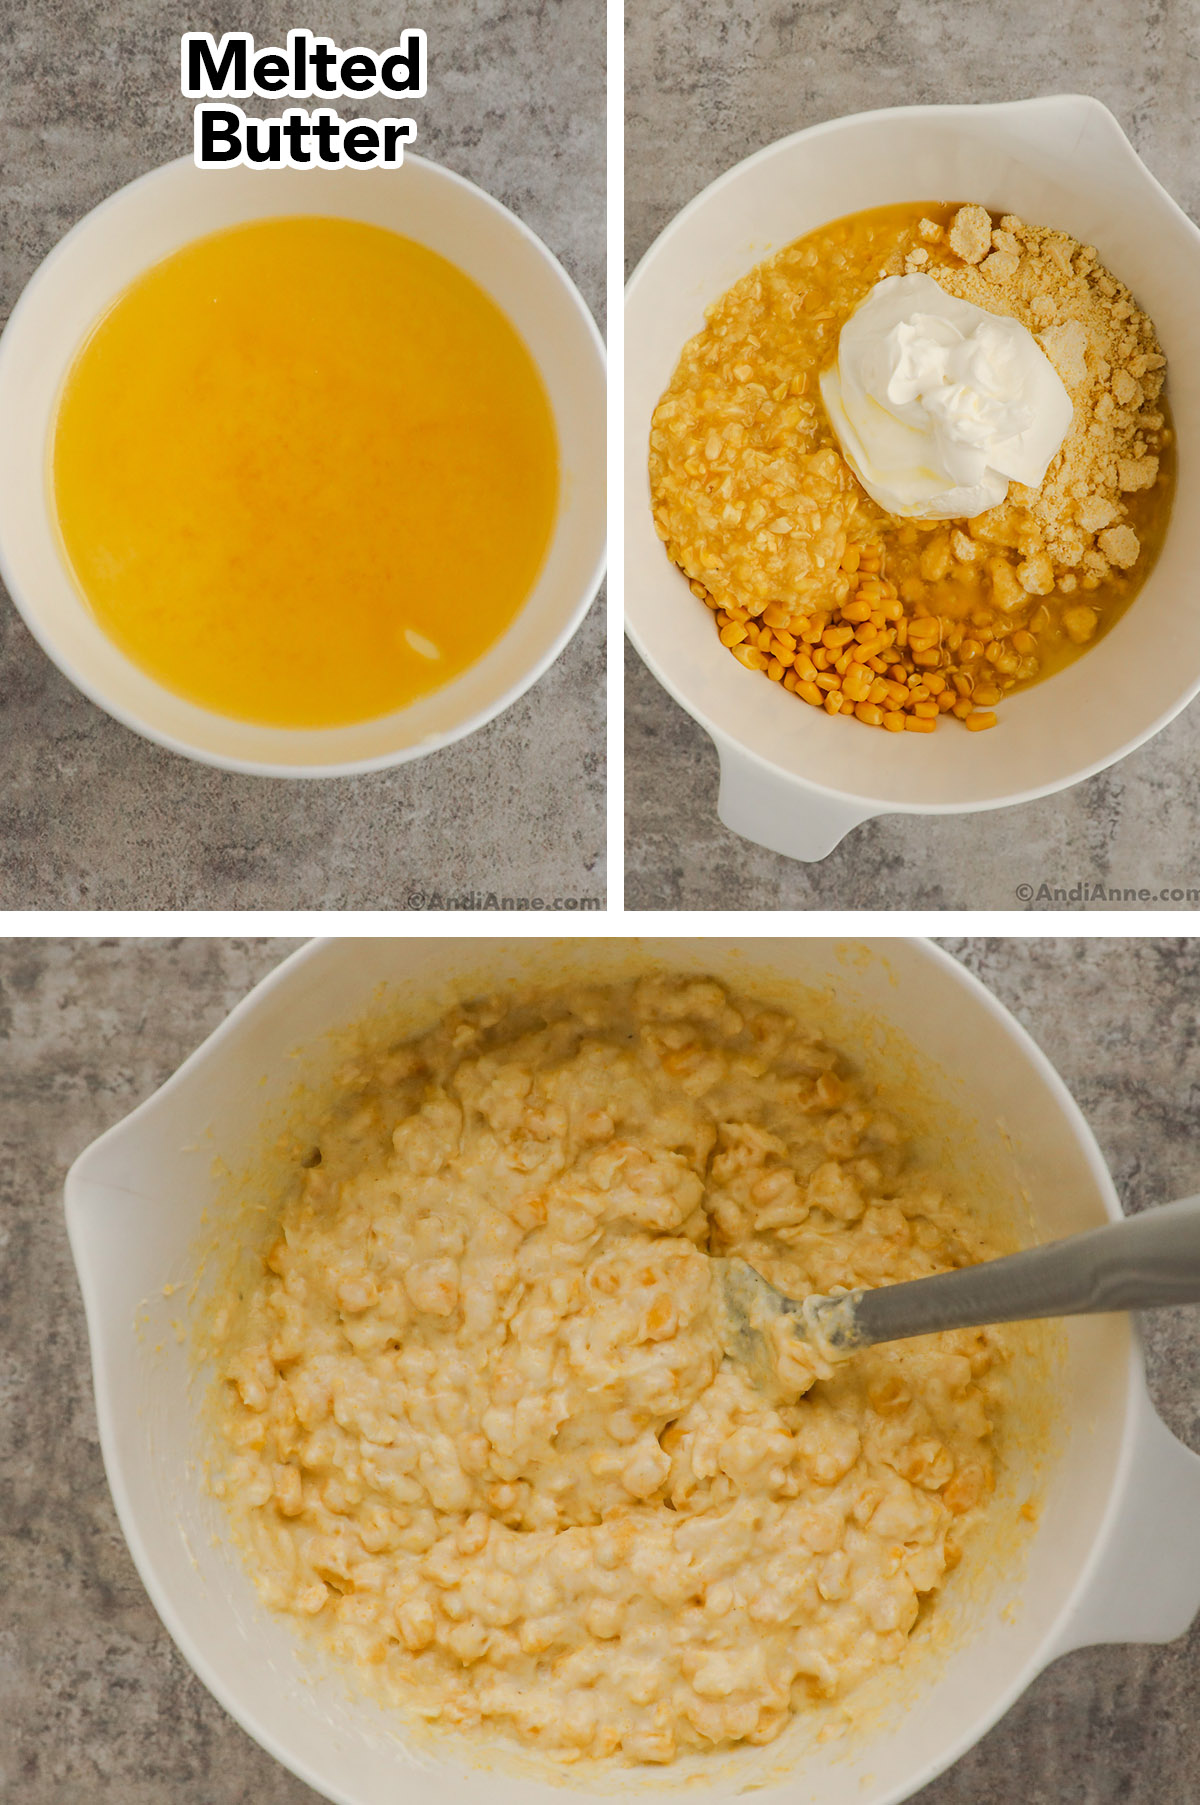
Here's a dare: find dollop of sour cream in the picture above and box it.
[819,273,1073,519]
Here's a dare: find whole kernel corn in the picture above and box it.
[689,351,1140,734]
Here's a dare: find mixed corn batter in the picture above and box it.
[213,978,1017,1765]
[649,202,1173,733]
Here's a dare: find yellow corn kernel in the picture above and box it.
[732,644,768,671]
[904,714,936,733]
[719,621,748,647]
[854,702,884,726]
[796,679,823,707]
[965,711,998,731]
[882,710,908,732]
[767,658,785,681]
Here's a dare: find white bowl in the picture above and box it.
[625,96,1200,860]
[0,156,605,777]
[66,936,1200,1805]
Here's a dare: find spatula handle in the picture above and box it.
[852,1192,1200,1346]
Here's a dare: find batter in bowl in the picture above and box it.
[212,976,1020,1765]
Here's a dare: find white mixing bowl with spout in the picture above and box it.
[65,936,1200,1804]
[625,97,1200,860]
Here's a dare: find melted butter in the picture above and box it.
[52,216,559,729]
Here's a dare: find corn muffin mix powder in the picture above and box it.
[930,205,1165,579]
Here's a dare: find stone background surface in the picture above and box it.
[2,935,1198,1802]
[0,0,605,910]
[625,0,1200,911]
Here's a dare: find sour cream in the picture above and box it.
[819,273,1073,519]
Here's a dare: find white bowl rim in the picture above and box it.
[64,934,1162,1805]
[0,152,607,779]
[624,94,1200,817]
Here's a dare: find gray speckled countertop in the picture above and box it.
[2,936,1198,1802]
[0,1,604,910]
[625,0,1200,911]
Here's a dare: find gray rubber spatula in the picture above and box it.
[717,1192,1200,1370]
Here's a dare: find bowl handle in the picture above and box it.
[1048,1400,1200,1658]
[714,736,880,862]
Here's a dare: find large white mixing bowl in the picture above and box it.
[626,97,1200,860]
[66,937,1200,1804]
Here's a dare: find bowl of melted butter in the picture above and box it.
[0,157,604,774]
